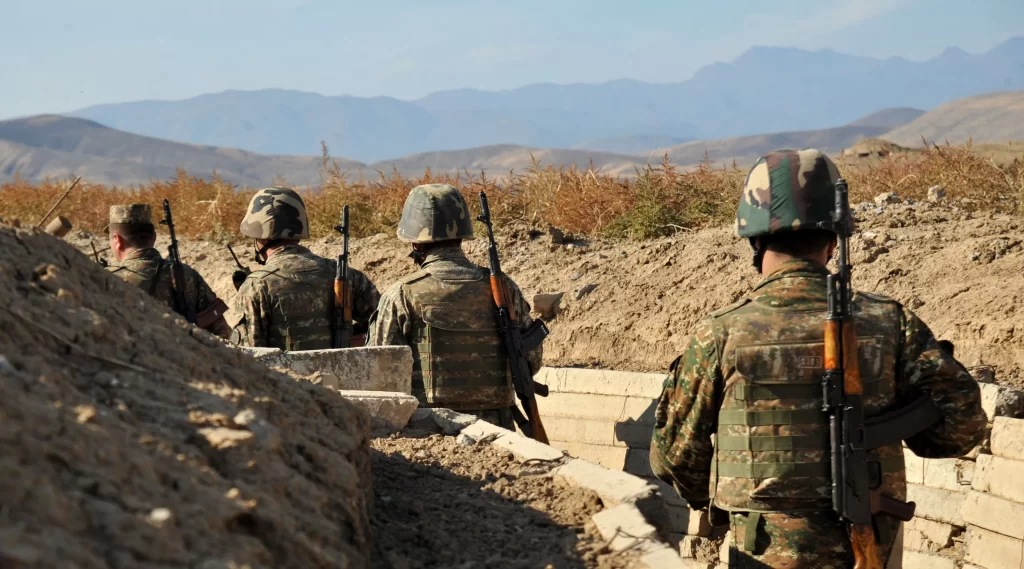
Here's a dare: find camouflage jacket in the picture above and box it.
[231,244,379,350]
[650,260,986,568]
[368,246,542,406]
[108,247,231,338]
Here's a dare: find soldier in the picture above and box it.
[368,184,541,430]
[106,204,231,338]
[231,187,379,350]
[649,149,986,568]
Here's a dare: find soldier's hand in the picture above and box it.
[232,269,251,290]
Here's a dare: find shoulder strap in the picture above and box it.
[148,260,165,296]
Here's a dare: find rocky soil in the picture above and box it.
[1,221,373,568]
[78,196,1022,387]
[371,430,640,569]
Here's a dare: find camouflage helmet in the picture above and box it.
[240,187,310,240]
[397,184,474,243]
[735,148,840,238]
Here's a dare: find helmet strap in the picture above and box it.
[252,239,272,266]
[749,237,766,273]
[409,248,425,266]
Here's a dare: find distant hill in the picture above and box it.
[69,37,1024,161]
[847,107,926,128]
[656,125,890,167]
[882,91,1024,146]
[574,134,694,155]
[0,115,361,187]
[369,145,651,178]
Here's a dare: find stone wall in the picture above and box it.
[535,366,1024,569]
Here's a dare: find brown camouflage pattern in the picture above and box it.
[239,187,310,240]
[736,149,840,238]
[368,245,540,411]
[230,244,379,350]
[109,204,153,226]
[107,248,231,338]
[396,184,475,243]
[650,259,986,567]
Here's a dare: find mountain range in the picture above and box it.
[68,38,1024,162]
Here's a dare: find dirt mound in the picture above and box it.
[842,137,910,157]
[371,431,639,569]
[1,223,373,568]
[72,198,1024,388]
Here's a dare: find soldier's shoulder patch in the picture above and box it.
[856,290,899,305]
[709,297,750,318]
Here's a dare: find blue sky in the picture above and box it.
[3,0,1023,119]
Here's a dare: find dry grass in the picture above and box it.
[2,142,1022,242]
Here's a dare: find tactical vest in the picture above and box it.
[710,291,907,513]
[257,265,333,352]
[400,269,513,410]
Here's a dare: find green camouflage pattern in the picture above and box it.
[650,259,987,567]
[724,511,901,568]
[109,204,153,226]
[107,248,231,338]
[230,244,379,350]
[396,184,475,243]
[368,245,539,411]
[736,149,840,238]
[240,187,310,240]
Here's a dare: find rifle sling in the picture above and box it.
[863,395,942,449]
[510,404,531,437]
[149,261,165,296]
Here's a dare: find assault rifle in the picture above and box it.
[90,241,108,267]
[160,200,197,324]
[332,205,354,348]
[821,179,941,569]
[478,192,551,442]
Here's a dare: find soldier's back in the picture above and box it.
[244,244,334,351]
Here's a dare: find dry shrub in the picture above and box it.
[3,141,1022,241]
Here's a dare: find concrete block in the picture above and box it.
[906,484,965,526]
[965,525,1024,569]
[902,551,957,569]
[981,383,1024,419]
[241,345,413,393]
[430,408,479,435]
[973,454,1024,503]
[492,432,566,463]
[904,449,925,485]
[548,441,628,470]
[461,419,509,441]
[991,417,1024,461]
[962,490,1024,540]
[554,458,658,506]
[626,447,656,477]
[592,503,658,551]
[536,367,666,398]
[639,545,700,569]
[538,392,656,423]
[921,458,975,491]
[542,416,626,447]
[665,505,711,537]
[339,391,418,432]
[649,477,689,508]
[905,517,954,549]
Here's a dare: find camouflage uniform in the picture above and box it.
[230,187,380,350]
[368,184,541,430]
[649,150,986,568]
[106,204,231,338]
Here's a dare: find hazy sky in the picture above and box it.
[3,0,1023,118]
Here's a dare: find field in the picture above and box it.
[1,141,1022,243]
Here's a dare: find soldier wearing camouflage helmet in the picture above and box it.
[231,187,379,350]
[368,184,541,429]
[106,204,231,338]
[649,149,986,568]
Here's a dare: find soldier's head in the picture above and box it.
[108,204,156,261]
[397,184,474,264]
[240,187,310,264]
[735,149,841,274]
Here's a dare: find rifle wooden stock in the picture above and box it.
[526,399,549,444]
[850,524,884,569]
[842,319,863,395]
